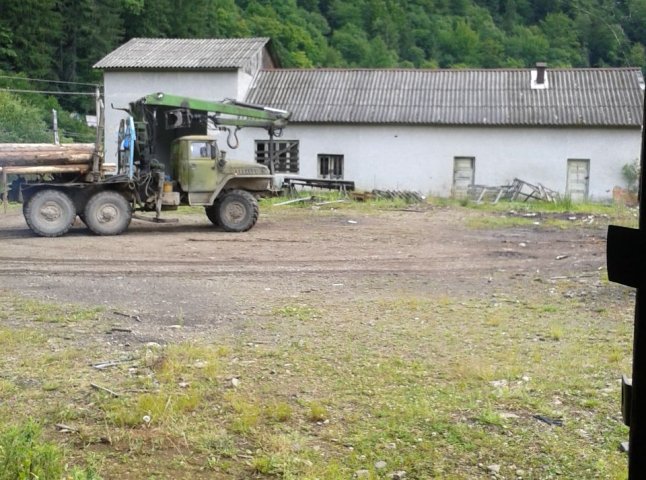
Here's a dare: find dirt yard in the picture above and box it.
[0,202,634,479]
[0,205,610,334]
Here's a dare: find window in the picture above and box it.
[318,154,344,179]
[255,140,299,173]
[190,141,213,158]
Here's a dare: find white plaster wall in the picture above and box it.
[235,125,641,200]
[103,70,240,164]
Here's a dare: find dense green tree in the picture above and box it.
[0,0,61,78]
[0,92,53,143]
[1,0,646,142]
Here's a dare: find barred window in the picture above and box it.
[255,140,299,173]
[318,154,344,179]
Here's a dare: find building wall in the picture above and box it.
[102,70,240,164]
[235,124,641,200]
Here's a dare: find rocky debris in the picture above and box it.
[488,464,501,475]
[389,471,407,479]
[354,470,370,478]
[375,460,387,469]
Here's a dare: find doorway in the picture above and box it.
[453,157,475,198]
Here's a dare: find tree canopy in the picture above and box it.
[1,0,645,140]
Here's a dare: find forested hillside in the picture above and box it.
[1,0,645,139]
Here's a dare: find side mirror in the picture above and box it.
[218,150,227,169]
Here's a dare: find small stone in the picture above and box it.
[516,469,525,478]
[490,379,508,388]
[354,470,370,478]
[168,324,182,329]
[488,464,501,474]
[178,382,189,388]
[389,471,407,479]
[231,377,241,388]
[375,460,387,469]
[386,442,397,449]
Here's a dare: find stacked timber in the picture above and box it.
[0,143,97,175]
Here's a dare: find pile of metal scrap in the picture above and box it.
[467,184,509,204]
[468,178,560,204]
[372,190,424,202]
[352,190,425,203]
[505,178,560,202]
[281,176,355,193]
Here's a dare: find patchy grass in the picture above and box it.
[0,271,634,479]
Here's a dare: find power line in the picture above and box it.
[0,74,100,87]
[0,88,97,96]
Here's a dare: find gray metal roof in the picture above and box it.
[245,68,644,127]
[94,37,270,70]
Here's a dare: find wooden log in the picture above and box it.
[0,165,91,175]
[0,143,96,168]
[0,152,94,166]
[0,164,116,175]
[0,143,95,152]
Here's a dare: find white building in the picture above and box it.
[94,37,277,167]
[95,38,644,201]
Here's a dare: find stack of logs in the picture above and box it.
[0,143,97,175]
[0,143,105,212]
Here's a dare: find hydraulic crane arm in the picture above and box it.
[131,92,290,131]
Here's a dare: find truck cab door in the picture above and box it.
[177,140,219,193]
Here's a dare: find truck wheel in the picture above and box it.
[204,200,221,226]
[84,191,132,236]
[217,190,259,232]
[24,189,76,237]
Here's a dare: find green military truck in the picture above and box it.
[8,92,289,237]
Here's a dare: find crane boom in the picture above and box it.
[131,92,289,131]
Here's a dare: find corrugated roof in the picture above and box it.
[245,68,644,127]
[94,37,270,70]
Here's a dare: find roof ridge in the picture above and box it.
[260,67,643,73]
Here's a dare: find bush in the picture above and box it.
[0,420,63,480]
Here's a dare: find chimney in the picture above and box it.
[536,62,547,85]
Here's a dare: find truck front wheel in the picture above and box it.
[84,191,132,236]
[24,189,76,237]
[204,200,221,226]
[217,190,259,232]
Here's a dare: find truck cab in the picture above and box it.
[171,135,271,200]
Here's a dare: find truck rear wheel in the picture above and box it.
[217,190,259,232]
[84,191,132,236]
[24,189,76,237]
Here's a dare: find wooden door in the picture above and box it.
[453,157,474,198]
[566,159,589,202]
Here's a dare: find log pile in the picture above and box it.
[0,143,96,167]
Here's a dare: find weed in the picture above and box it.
[273,304,321,321]
[549,324,564,341]
[0,420,63,480]
[253,455,280,475]
[266,401,293,423]
[308,401,329,422]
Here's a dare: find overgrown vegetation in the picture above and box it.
[0,254,634,478]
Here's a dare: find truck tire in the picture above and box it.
[24,189,76,237]
[217,190,259,232]
[204,200,221,226]
[84,191,132,236]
